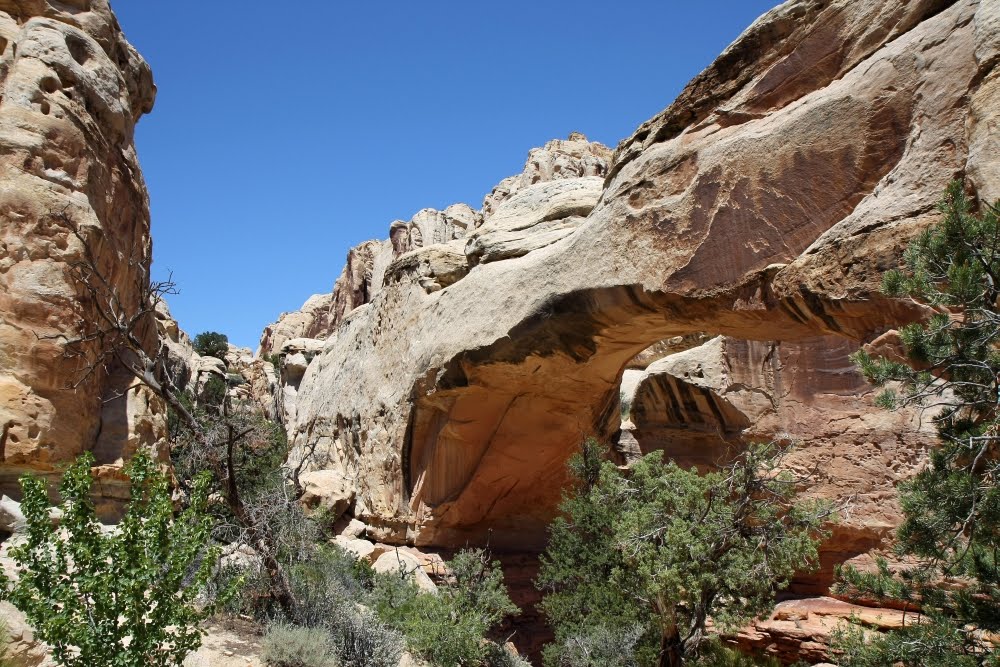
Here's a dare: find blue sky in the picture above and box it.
[114,1,779,349]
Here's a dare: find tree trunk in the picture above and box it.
[658,629,685,667]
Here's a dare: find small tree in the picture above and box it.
[834,182,1000,665]
[0,450,221,667]
[193,331,229,360]
[537,439,831,667]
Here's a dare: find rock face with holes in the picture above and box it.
[0,0,158,505]
[285,0,995,554]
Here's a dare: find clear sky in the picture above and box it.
[114,1,779,349]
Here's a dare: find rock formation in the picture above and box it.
[0,0,158,513]
[284,0,996,558]
[257,133,614,361]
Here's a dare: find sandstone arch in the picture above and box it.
[289,0,996,556]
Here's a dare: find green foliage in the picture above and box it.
[832,617,999,667]
[372,548,519,667]
[538,439,830,667]
[193,331,229,360]
[0,450,223,667]
[836,183,1000,664]
[201,374,228,407]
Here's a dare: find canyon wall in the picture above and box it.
[270,0,998,567]
[0,0,159,511]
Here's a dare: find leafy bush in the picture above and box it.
[193,331,229,360]
[263,624,337,667]
[372,548,519,667]
[0,450,223,667]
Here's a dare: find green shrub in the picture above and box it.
[201,375,227,407]
[263,624,337,667]
[227,372,246,386]
[537,439,831,667]
[193,331,229,360]
[372,548,519,667]
[0,450,223,667]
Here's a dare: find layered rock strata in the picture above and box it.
[0,0,158,509]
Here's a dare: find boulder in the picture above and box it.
[0,495,25,533]
[332,535,383,562]
[299,469,355,521]
[372,550,437,594]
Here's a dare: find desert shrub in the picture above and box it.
[287,545,375,628]
[193,331,229,360]
[227,372,246,386]
[262,624,337,667]
[552,623,645,667]
[371,548,519,667]
[328,605,403,667]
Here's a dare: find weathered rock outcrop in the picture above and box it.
[285,0,995,558]
[257,135,613,361]
[0,0,158,507]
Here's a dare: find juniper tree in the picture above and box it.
[834,182,1000,665]
[537,439,831,667]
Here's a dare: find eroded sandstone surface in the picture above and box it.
[279,0,997,558]
[0,0,158,511]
